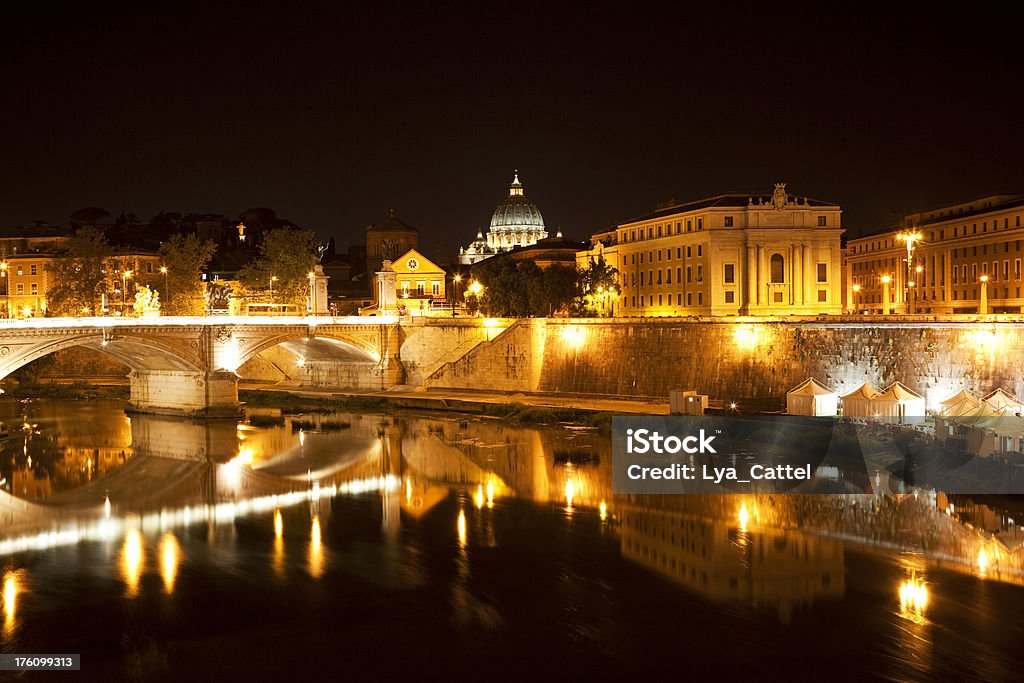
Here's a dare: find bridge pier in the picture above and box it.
[127,369,241,418]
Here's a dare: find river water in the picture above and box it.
[0,399,1022,681]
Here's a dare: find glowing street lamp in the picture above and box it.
[980,274,989,315]
[122,270,133,316]
[269,276,278,304]
[0,261,7,318]
[896,230,923,313]
[307,271,315,314]
[452,274,462,317]
[881,274,891,315]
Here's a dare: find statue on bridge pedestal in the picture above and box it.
[205,282,232,315]
[133,285,160,317]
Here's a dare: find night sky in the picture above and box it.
[3,1,1022,260]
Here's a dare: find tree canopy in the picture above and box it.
[44,226,115,316]
[237,227,319,309]
[473,259,579,317]
[158,234,217,315]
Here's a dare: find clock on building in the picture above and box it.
[406,257,419,270]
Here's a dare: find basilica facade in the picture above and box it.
[459,172,548,265]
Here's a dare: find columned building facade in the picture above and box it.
[580,184,843,316]
[846,194,1024,315]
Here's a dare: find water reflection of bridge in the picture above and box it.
[2,408,1021,594]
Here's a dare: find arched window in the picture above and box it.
[770,254,785,283]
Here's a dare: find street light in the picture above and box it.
[122,270,133,316]
[453,274,462,317]
[0,261,7,318]
[896,230,923,314]
[881,274,891,315]
[307,271,315,314]
[980,274,989,314]
[269,276,278,308]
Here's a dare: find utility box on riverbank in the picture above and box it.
[670,390,707,415]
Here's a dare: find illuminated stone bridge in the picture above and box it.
[0,316,403,416]
[4,315,1024,415]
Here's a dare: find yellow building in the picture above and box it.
[1,254,55,317]
[579,184,844,316]
[0,251,163,318]
[364,248,447,316]
[846,194,1024,314]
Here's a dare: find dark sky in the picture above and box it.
[3,1,1022,261]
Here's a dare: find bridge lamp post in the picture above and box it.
[979,274,989,315]
[160,266,168,297]
[914,264,923,313]
[122,270,133,316]
[0,261,6,318]
[453,274,461,317]
[851,284,861,314]
[269,276,278,310]
[896,230,922,314]
[307,271,315,314]
[881,275,891,315]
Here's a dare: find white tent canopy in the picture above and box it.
[873,382,926,420]
[983,388,1024,415]
[786,378,838,416]
[938,388,988,417]
[840,382,881,417]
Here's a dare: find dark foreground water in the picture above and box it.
[1,400,1023,681]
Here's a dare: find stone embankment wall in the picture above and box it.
[421,318,1024,406]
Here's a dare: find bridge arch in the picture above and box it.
[236,330,382,368]
[0,332,202,380]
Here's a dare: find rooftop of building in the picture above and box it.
[366,209,417,233]
[850,193,1024,241]
[619,189,839,226]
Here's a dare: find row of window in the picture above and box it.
[851,215,1024,254]
[619,214,830,244]
[5,264,39,276]
[623,288,830,309]
[852,258,1023,287]
[400,282,442,297]
[624,261,830,288]
[6,283,40,295]
[626,244,704,265]
[854,287,1024,304]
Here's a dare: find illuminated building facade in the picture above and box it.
[846,194,1024,314]
[578,184,844,316]
[459,172,549,265]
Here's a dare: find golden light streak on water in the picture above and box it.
[599,500,608,522]
[405,477,413,505]
[738,502,749,533]
[486,479,495,508]
[899,573,929,620]
[308,515,324,578]
[104,496,111,518]
[457,510,467,547]
[159,533,180,594]
[2,571,20,639]
[273,510,285,577]
[474,485,484,509]
[978,548,989,576]
[565,478,575,511]
[121,528,144,597]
